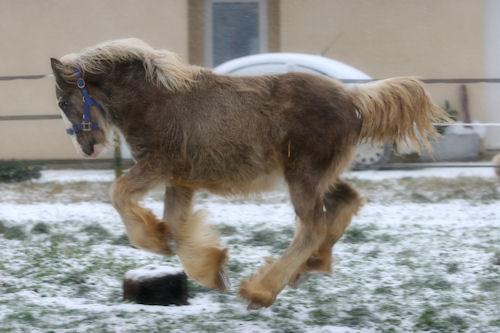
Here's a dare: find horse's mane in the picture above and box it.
[60,38,200,91]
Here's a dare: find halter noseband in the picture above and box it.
[65,64,105,135]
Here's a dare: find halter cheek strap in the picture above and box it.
[66,64,105,135]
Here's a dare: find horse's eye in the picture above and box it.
[58,100,69,110]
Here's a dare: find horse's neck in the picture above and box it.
[101,72,178,150]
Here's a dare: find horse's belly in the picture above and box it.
[204,169,284,196]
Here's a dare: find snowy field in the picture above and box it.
[0,166,499,332]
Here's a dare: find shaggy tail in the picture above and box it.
[351,77,451,152]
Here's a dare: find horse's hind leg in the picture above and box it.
[164,186,229,291]
[111,162,173,255]
[289,180,362,288]
[239,174,327,308]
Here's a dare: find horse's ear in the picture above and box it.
[50,58,69,87]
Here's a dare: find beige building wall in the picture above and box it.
[0,0,189,159]
[1,0,494,160]
[280,0,485,123]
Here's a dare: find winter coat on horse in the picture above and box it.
[50,38,449,309]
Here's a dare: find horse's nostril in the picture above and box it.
[81,143,94,156]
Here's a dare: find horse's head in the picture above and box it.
[50,58,112,158]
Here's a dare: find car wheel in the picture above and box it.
[353,142,392,170]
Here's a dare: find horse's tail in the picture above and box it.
[350,77,450,152]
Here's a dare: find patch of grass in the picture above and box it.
[79,223,112,243]
[1,181,112,204]
[446,262,460,274]
[415,305,468,332]
[491,252,500,266]
[489,318,500,327]
[396,258,417,269]
[375,233,394,243]
[374,286,393,295]
[415,307,442,331]
[400,276,452,292]
[246,229,277,246]
[480,192,499,201]
[270,304,297,320]
[4,311,36,325]
[60,271,86,286]
[112,233,131,246]
[427,277,453,291]
[446,315,469,331]
[410,192,433,203]
[227,310,268,322]
[1,173,499,332]
[187,279,213,298]
[227,258,247,274]
[366,248,380,258]
[337,305,375,327]
[76,284,92,296]
[0,162,41,182]
[2,224,27,240]
[245,227,294,251]
[50,233,79,244]
[217,224,238,236]
[307,308,332,326]
[31,222,51,234]
[343,226,369,243]
[378,303,403,316]
[479,277,500,292]
[401,177,499,203]
[188,323,224,333]
[0,282,20,294]
[269,321,306,333]
[349,176,499,203]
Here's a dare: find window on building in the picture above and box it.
[205,0,267,67]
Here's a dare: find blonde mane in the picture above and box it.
[60,38,200,91]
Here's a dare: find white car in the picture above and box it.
[214,53,392,170]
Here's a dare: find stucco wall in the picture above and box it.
[483,0,500,149]
[280,0,485,129]
[0,0,188,159]
[1,0,495,160]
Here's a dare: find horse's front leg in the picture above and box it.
[164,186,230,291]
[111,162,173,255]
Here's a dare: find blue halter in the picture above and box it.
[66,64,105,135]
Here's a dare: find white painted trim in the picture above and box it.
[484,0,500,149]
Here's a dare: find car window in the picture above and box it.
[222,62,333,78]
[227,63,290,75]
[293,65,329,76]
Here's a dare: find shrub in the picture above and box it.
[2,225,27,240]
[0,162,41,182]
[435,100,458,135]
[31,222,51,234]
[343,226,369,243]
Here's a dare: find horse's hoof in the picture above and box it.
[247,301,264,310]
[216,270,231,292]
[239,278,276,309]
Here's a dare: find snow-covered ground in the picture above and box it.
[0,166,498,332]
[36,162,497,183]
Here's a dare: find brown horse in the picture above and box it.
[50,38,448,309]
